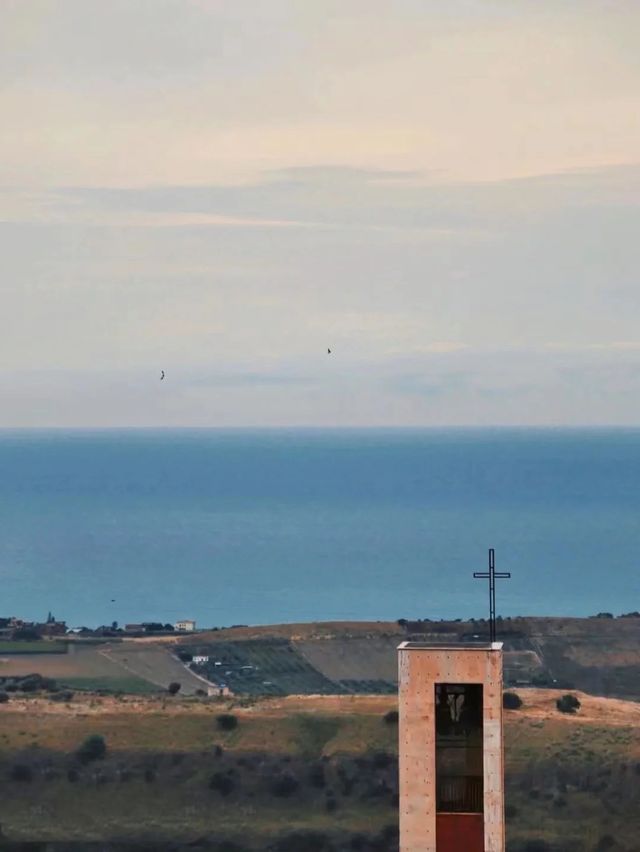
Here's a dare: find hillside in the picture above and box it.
[0,689,638,850]
[1,617,639,702]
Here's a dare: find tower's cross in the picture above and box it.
[473,548,511,643]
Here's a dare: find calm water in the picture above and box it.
[0,429,639,628]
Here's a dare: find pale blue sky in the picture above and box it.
[1,1,639,425]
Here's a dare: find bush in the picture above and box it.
[595,836,617,851]
[556,694,581,714]
[67,767,79,783]
[50,690,74,702]
[216,713,238,731]
[308,762,326,788]
[271,772,299,797]
[522,842,551,852]
[167,681,181,695]
[0,692,9,703]
[10,764,33,783]
[372,751,392,769]
[503,692,523,710]
[383,709,399,724]
[209,772,235,796]
[268,831,333,852]
[325,795,338,812]
[77,734,107,763]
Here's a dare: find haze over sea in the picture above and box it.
[1,428,639,629]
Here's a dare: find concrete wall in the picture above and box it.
[398,643,505,852]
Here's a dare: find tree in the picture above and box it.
[167,682,181,695]
[271,771,299,797]
[556,694,581,714]
[383,709,399,724]
[10,764,33,782]
[216,713,238,731]
[0,692,9,704]
[209,772,235,796]
[12,627,40,641]
[503,692,523,710]
[77,734,107,763]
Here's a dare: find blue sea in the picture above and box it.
[0,429,639,629]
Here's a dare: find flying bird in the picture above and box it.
[160,370,165,380]
[327,348,331,354]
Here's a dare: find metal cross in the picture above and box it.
[473,548,511,643]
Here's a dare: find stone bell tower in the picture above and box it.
[398,641,505,852]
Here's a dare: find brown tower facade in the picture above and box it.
[398,642,505,852]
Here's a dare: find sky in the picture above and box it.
[1,0,639,427]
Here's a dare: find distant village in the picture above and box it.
[0,612,197,640]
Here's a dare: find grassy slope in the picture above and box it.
[0,690,638,849]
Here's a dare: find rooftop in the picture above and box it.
[398,641,503,651]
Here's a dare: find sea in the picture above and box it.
[0,428,639,629]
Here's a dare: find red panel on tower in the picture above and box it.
[436,813,484,852]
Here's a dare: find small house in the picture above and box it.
[174,619,196,632]
[192,655,209,664]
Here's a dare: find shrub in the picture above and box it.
[325,795,338,812]
[195,688,207,696]
[308,762,326,788]
[372,751,392,769]
[503,692,523,710]
[209,772,235,796]
[67,767,79,783]
[0,692,9,704]
[268,831,333,852]
[167,681,181,695]
[10,764,33,783]
[522,842,551,852]
[383,709,399,724]
[77,734,107,763]
[271,772,299,797]
[556,694,581,714]
[213,744,224,758]
[50,690,74,702]
[595,836,617,851]
[216,713,238,731]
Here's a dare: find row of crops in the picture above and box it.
[182,639,398,696]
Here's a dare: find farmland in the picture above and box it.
[1,616,640,702]
[0,642,159,695]
[177,615,640,701]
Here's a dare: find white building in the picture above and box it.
[192,655,209,664]
[174,619,196,632]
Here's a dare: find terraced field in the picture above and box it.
[188,639,345,696]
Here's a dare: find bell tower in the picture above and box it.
[398,641,505,852]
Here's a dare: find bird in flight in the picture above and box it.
[327,348,331,354]
[160,370,165,380]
